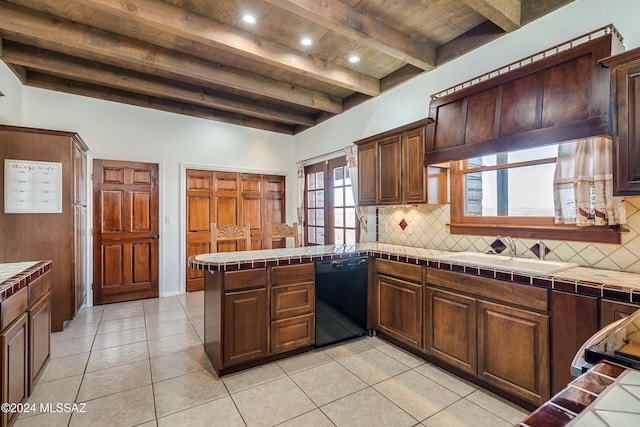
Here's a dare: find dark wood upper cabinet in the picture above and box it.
[601,46,640,195]
[356,118,447,206]
[425,32,623,165]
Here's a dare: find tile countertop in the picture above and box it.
[190,243,447,271]
[189,244,640,306]
[519,360,640,426]
[0,260,52,302]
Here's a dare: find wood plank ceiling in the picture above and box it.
[0,0,574,134]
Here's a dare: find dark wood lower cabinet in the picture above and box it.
[550,291,598,394]
[271,313,315,354]
[1,313,28,427]
[28,291,51,395]
[478,300,550,406]
[376,274,422,349]
[424,267,550,407]
[205,264,314,376]
[223,288,267,367]
[600,299,639,327]
[425,288,477,374]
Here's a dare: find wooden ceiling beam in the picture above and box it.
[24,72,297,134]
[0,42,316,126]
[0,2,343,114]
[265,0,436,71]
[459,0,521,32]
[46,0,380,96]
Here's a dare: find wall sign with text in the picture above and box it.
[4,159,63,213]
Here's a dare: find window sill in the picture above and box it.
[450,224,621,244]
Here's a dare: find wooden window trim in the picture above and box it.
[450,160,622,245]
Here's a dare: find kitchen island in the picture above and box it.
[189,243,640,408]
[0,260,52,427]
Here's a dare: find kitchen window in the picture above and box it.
[450,144,621,243]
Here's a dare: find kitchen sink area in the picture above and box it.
[430,251,579,275]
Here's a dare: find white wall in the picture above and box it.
[294,0,640,162]
[15,88,295,300]
[0,62,23,124]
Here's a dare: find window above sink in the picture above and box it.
[449,142,622,244]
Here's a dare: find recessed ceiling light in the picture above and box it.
[348,55,360,64]
[301,37,313,46]
[243,14,256,24]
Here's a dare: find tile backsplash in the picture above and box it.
[376,196,640,274]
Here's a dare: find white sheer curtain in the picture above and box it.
[344,145,368,242]
[296,160,305,244]
[554,136,626,226]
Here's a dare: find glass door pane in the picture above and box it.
[304,157,358,246]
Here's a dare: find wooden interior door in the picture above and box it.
[186,170,285,292]
[93,159,159,305]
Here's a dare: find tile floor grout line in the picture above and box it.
[41,293,529,426]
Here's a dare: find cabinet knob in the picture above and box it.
[150,234,159,239]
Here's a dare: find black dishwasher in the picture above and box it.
[313,256,369,348]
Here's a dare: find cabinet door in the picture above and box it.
[550,291,598,394]
[1,313,28,427]
[478,300,550,405]
[271,313,315,354]
[425,288,477,374]
[376,274,422,348]
[611,60,640,195]
[74,204,87,313]
[73,140,87,205]
[377,135,402,204]
[29,292,51,394]
[357,141,377,205]
[402,127,426,204]
[601,299,639,327]
[223,288,267,367]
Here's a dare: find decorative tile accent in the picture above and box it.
[377,196,640,273]
[529,242,551,259]
[490,239,507,254]
[398,219,408,231]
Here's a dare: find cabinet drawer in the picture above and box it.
[224,268,267,291]
[271,282,314,319]
[271,264,314,285]
[426,268,548,312]
[375,259,421,282]
[28,272,51,305]
[0,286,28,330]
[270,313,315,354]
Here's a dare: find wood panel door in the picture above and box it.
[377,134,402,205]
[425,287,477,375]
[376,274,422,349]
[93,160,159,305]
[186,170,285,291]
[223,288,268,366]
[478,300,550,405]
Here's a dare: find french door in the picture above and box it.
[305,156,358,245]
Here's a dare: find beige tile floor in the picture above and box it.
[15,291,529,427]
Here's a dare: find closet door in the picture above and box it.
[185,170,285,291]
